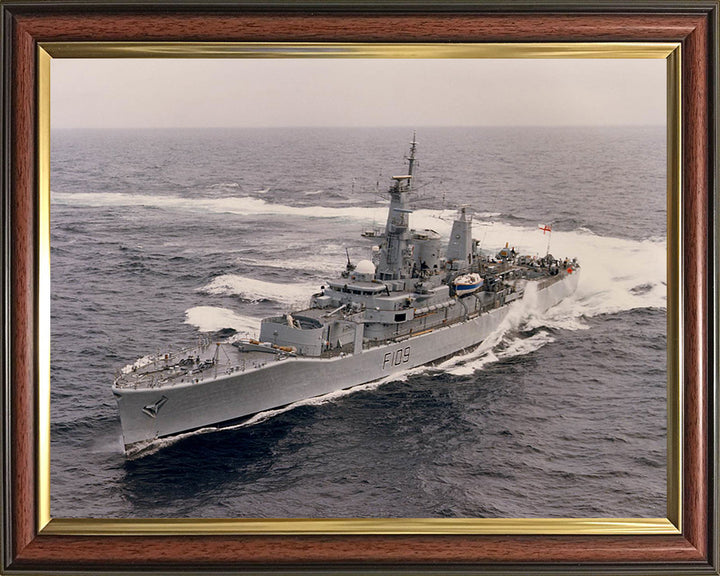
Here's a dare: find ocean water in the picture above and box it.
[50,126,667,518]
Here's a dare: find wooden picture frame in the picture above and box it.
[1,1,717,574]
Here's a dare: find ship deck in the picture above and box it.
[114,268,576,391]
[113,342,289,390]
[113,335,362,391]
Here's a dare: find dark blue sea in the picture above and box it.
[50,126,667,518]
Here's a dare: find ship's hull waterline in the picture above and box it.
[113,271,578,452]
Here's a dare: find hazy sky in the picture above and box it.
[51,58,666,129]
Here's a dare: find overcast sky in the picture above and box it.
[51,58,666,129]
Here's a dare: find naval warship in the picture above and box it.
[113,136,580,454]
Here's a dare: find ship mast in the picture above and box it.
[406,130,418,184]
[376,133,417,281]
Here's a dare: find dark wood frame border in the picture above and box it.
[1,1,717,574]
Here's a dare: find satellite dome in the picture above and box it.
[355,260,376,275]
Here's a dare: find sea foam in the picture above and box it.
[184,306,262,336]
[199,274,319,307]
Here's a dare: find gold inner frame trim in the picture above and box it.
[37,46,52,532]
[36,41,683,536]
[665,45,683,534]
[43,517,678,536]
[41,41,679,59]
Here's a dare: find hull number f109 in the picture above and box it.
[382,346,411,370]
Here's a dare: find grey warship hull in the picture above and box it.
[114,271,578,452]
[113,134,581,454]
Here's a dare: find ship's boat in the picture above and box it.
[112,134,580,455]
[453,273,484,297]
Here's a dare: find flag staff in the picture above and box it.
[539,223,552,258]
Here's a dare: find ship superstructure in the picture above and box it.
[113,135,580,454]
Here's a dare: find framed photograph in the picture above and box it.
[1,1,717,574]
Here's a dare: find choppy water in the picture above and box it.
[50,126,666,518]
